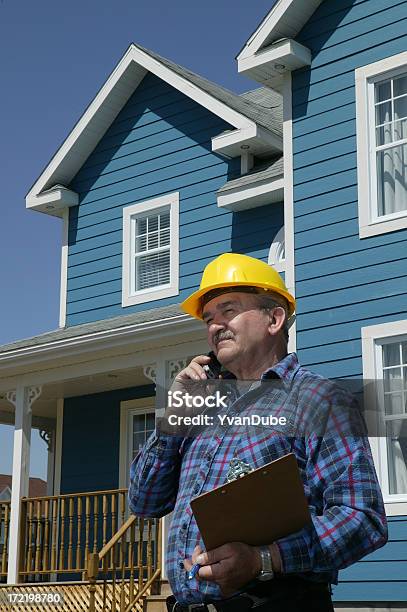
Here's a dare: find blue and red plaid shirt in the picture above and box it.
[128,353,387,605]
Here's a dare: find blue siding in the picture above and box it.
[66,73,283,325]
[60,385,154,494]
[292,0,407,602]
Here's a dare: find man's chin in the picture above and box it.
[215,343,236,364]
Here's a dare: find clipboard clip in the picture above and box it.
[225,458,253,483]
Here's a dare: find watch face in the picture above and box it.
[258,571,274,582]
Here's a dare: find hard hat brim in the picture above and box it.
[181,281,295,320]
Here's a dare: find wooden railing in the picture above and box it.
[0,501,11,578]
[87,514,161,612]
[19,489,129,579]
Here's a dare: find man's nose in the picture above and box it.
[207,315,227,334]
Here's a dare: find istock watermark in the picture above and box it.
[156,377,400,439]
[168,389,229,409]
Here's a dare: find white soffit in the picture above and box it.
[217,172,284,211]
[237,0,323,87]
[238,40,311,91]
[26,44,270,217]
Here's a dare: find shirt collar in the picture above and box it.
[261,352,300,382]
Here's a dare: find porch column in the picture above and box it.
[149,359,189,579]
[143,359,189,579]
[6,385,42,584]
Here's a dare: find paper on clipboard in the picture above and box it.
[190,453,311,550]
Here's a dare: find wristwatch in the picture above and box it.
[257,545,274,581]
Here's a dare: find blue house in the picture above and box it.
[0,43,285,609]
[0,1,406,610]
[238,0,407,608]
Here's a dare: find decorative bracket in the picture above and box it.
[167,359,190,380]
[143,365,156,384]
[5,386,42,409]
[39,428,54,452]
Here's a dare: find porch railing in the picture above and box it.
[0,501,11,578]
[19,489,129,579]
[87,514,161,612]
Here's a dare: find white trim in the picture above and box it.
[0,326,206,395]
[8,386,33,584]
[361,319,407,514]
[217,177,284,211]
[26,186,78,217]
[268,226,286,273]
[26,44,265,216]
[53,399,64,496]
[0,313,198,367]
[240,152,254,175]
[122,192,179,307]
[355,52,407,239]
[119,397,155,489]
[212,123,282,157]
[59,209,69,328]
[238,40,311,90]
[237,0,322,61]
[282,73,296,353]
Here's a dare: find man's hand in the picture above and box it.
[158,355,213,436]
[183,543,261,598]
[173,355,212,383]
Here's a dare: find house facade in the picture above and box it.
[238,0,407,608]
[0,1,406,610]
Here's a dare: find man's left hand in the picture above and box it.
[183,543,261,597]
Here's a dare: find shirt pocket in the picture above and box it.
[232,430,296,471]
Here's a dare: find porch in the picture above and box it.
[0,306,207,610]
[0,488,165,611]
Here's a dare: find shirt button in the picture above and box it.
[206,453,212,462]
[179,561,184,569]
[181,522,188,530]
[193,485,200,495]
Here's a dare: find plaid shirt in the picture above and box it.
[128,353,387,605]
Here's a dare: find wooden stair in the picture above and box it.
[144,580,172,612]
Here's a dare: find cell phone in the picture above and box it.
[203,351,223,379]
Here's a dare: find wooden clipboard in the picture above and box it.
[190,453,311,550]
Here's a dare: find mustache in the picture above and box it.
[213,330,235,345]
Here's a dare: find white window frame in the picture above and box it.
[268,226,286,273]
[356,51,407,238]
[122,192,179,307]
[361,319,407,515]
[119,397,155,490]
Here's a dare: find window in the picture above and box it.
[130,410,155,460]
[122,192,179,306]
[268,226,285,273]
[362,320,407,512]
[356,52,407,238]
[119,398,155,489]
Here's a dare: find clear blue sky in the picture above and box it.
[0,0,275,479]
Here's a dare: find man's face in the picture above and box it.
[202,292,273,371]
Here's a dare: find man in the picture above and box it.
[129,253,387,612]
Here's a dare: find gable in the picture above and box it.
[237,0,323,89]
[26,44,282,216]
[65,73,284,326]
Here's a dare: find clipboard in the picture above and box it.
[190,453,311,550]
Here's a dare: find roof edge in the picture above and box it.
[26,43,265,214]
[237,0,323,62]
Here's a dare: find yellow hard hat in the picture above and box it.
[181,253,295,320]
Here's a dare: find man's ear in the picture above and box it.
[267,306,286,336]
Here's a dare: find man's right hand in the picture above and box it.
[159,355,215,436]
[173,355,213,383]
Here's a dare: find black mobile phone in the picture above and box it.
[203,351,223,379]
